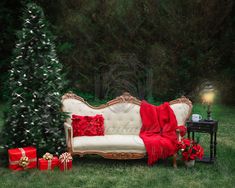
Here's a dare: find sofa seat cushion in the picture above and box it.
[73,135,146,153]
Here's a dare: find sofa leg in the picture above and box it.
[173,153,177,168]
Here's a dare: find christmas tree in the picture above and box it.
[2,3,67,155]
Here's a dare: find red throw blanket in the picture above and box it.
[139,101,178,165]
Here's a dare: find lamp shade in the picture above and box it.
[202,91,215,105]
[201,82,215,105]
[200,82,216,121]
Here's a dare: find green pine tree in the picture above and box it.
[2,3,67,156]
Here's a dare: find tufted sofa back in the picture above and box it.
[62,93,192,135]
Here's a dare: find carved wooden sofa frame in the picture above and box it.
[62,92,192,167]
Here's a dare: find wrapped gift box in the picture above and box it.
[38,157,59,170]
[59,152,73,171]
[59,160,72,171]
[8,147,37,171]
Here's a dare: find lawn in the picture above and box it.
[0,103,234,188]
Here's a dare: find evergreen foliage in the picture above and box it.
[2,3,67,155]
[0,0,234,103]
[0,0,23,100]
[36,0,234,102]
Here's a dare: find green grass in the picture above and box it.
[0,103,234,188]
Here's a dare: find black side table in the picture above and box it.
[186,120,218,163]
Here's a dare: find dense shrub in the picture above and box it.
[1,0,235,103]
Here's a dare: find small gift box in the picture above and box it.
[59,152,73,171]
[38,152,59,171]
[8,146,37,171]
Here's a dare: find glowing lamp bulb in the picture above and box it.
[202,92,215,105]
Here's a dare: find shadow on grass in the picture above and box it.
[72,154,178,169]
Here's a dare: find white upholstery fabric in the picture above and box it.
[170,103,190,126]
[62,97,191,153]
[73,135,145,153]
[62,99,142,135]
[62,99,190,133]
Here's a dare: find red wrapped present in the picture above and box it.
[38,152,59,171]
[59,152,73,171]
[8,146,37,171]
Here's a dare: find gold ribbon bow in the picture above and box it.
[43,152,53,160]
[19,156,29,168]
[43,152,53,170]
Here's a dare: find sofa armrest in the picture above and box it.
[64,122,73,153]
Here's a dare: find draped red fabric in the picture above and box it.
[139,101,178,165]
[177,125,187,137]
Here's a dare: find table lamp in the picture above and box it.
[201,84,215,121]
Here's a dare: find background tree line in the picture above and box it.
[1,0,235,103]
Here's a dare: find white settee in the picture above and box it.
[62,92,192,166]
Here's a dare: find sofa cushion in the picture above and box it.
[72,114,104,137]
[73,135,146,153]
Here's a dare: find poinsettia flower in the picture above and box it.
[183,139,191,147]
[180,138,204,161]
[196,146,204,159]
[182,151,189,161]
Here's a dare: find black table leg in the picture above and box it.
[214,131,217,159]
[210,132,214,162]
[187,130,190,139]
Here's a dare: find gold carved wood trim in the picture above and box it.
[63,92,192,164]
[102,152,145,160]
[62,92,192,123]
[62,92,192,111]
[62,92,141,110]
[169,96,192,108]
[72,151,146,160]
[107,92,141,105]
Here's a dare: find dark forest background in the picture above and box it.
[1,0,235,104]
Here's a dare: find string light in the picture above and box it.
[4,2,66,154]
